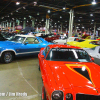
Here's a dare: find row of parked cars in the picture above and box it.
[1,32,100,100]
[0,31,100,63]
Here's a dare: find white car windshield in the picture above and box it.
[46,48,91,62]
[8,36,25,43]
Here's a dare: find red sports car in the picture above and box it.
[38,44,100,100]
[44,34,60,42]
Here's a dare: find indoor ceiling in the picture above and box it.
[0,0,100,31]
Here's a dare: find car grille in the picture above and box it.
[76,94,100,100]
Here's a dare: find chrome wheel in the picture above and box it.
[4,52,12,63]
[1,52,13,63]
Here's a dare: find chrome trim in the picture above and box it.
[0,50,40,57]
[16,51,40,55]
[22,37,27,44]
[0,49,16,56]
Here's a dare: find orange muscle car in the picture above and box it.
[38,44,100,100]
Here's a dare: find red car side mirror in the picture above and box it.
[91,57,94,62]
[41,55,44,58]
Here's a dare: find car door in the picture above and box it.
[16,37,41,56]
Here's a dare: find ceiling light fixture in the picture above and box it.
[63,7,66,10]
[16,2,20,5]
[42,18,44,21]
[37,12,39,15]
[90,14,93,16]
[60,16,62,18]
[82,27,84,28]
[11,13,13,15]
[33,2,37,6]
[47,10,50,13]
[92,0,96,5]
[23,7,26,9]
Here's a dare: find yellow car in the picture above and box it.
[67,39,100,48]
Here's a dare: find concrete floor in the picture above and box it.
[0,55,99,100]
[0,55,42,100]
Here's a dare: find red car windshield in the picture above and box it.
[46,48,91,62]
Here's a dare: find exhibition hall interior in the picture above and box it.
[0,0,100,100]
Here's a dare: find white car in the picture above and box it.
[84,46,100,59]
[53,36,67,44]
[84,46,100,65]
[53,37,80,45]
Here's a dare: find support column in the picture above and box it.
[32,18,35,28]
[7,22,9,29]
[3,22,4,29]
[9,22,12,29]
[66,28,67,33]
[5,22,6,30]
[68,9,74,37]
[13,21,15,31]
[16,19,20,25]
[9,22,12,32]
[58,28,59,34]
[45,14,50,34]
[47,18,49,33]
[18,20,20,25]
[94,22,96,39]
[1,22,2,30]
[23,19,26,29]
[74,24,78,36]
[61,23,63,34]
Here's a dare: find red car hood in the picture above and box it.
[47,61,100,90]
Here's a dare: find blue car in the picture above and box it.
[0,35,54,63]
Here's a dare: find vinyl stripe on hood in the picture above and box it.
[65,64,95,88]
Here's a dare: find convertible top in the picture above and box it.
[15,34,35,38]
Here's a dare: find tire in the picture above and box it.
[1,51,14,63]
[38,64,40,71]
[42,86,47,100]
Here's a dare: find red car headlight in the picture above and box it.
[52,91,63,100]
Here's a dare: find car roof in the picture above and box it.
[15,35,35,37]
[48,44,82,49]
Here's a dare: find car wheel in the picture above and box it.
[1,52,14,63]
[42,86,47,100]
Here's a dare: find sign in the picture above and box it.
[15,25,23,30]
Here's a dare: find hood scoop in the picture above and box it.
[73,68,91,82]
